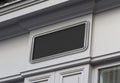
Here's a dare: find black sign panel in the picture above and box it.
[31,23,87,62]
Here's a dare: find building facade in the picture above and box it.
[0,0,120,83]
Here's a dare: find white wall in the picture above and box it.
[0,34,29,78]
[0,14,92,78]
[0,6,120,79]
[92,7,120,57]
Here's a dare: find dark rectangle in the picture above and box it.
[31,23,87,62]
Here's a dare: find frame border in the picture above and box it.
[30,21,90,64]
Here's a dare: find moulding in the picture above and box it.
[94,0,120,13]
[91,51,120,66]
[0,0,94,40]
[0,0,120,40]
[0,57,90,83]
[0,74,24,83]
[1,51,120,82]
[0,0,48,16]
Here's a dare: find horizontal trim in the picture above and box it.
[1,51,120,82]
[95,0,120,13]
[0,0,47,16]
[21,58,90,77]
[0,0,120,40]
[0,74,23,83]
[0,0,94,40]
[91,51,120,66]
[0,57,90,82]
[21,52,120,77]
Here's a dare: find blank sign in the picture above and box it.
[31,23,88,62]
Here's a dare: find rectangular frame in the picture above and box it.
[25,72,55,83]
[30,21,90,63]
[55,65,90,83]
[92,62,120,83]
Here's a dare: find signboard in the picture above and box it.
[31,22,89,63]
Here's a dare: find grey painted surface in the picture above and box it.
[0,0,48,16]
[0,0,120,83]
[0,0,94,40]
[0,14,92,82]
[95,0,120,13]
[0,0,120,40]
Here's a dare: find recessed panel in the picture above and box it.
[31,23,88,62]
[63,74,81,83]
